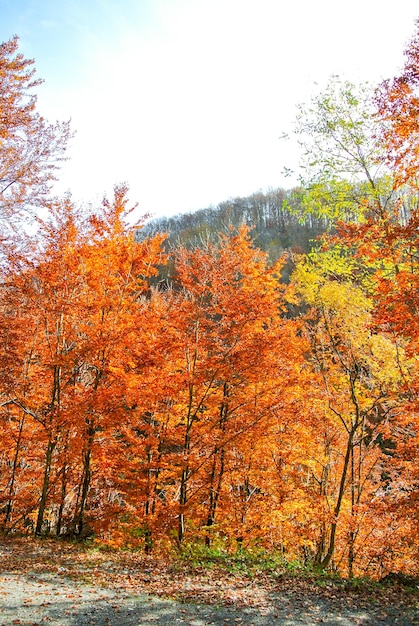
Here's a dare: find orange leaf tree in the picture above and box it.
[290,249,408,576]
[134,228,308,548]
[0,186,165,537]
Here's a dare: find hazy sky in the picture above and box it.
[2,0,419,219]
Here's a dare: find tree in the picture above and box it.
[58,185,164,537]
[354,21,419,570]
[375,19,419,187]
[290,248,407,575]
[0,196,88,535]
[0,36,71,230]
[0,185,166,537]
[292,76,396,224]
[290,45,419,575]
[155,228,305,546]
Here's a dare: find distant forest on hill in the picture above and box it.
[140,187,331,259]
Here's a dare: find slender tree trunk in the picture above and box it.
[35,434,56,536]
[35,363,61,536]
[178,415,193,544]
[178,335,198,544]
[347,415,365,577]
[2,412,25,533]
[143,444,159,554]
[56,461,68,536]
[319,428,355,570]
[5,325,40,533]
[205,448,226,546]
[348,445,356,578]
[205,382,229,546]
[205,455,218,546]
[56,434,70,536]
[72,423,95,536]
[178,424,191,545]
[178,469,187,544]
[314,459,329,565]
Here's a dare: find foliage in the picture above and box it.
[0,37,71,231]
[294,77,383,185]
[0,32,419,584]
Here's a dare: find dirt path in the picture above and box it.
[1,571,417,626]
[0,539,418,625]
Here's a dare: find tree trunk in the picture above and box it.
[72,423,95,536]
[319,428,355,570]
[205,383,229,546]
[178,362,196,544]
[56,435,69,536]
[2,412,25,533]
[314,459,329,565]
[35,434,56,536]
[35,363,61,536]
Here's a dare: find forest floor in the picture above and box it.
[0,538,418,625]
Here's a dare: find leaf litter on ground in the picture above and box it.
[0,537,418,625]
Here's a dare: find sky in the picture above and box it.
[1,0,419,220]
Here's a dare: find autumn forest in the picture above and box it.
[1,24,419,582]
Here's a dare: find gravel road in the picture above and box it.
[0,571,418,626]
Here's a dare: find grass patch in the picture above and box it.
[174,542,308,578]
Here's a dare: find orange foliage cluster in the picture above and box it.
[0,33,419,580]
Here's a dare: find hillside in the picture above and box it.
[140,187,331,259]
